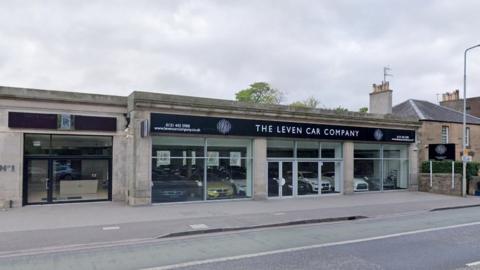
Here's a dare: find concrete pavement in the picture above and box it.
[1,192,480,236]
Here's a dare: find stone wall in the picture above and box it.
[468,176,480,195]
[419,173,462,196]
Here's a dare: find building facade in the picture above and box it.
[393,99,480,163]
[0,86,420,207]
[440,89,480,118]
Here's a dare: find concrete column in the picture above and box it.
[0,132,23,207]
[127,110,152,206]
[253,138,267,200]
[112,135,128,202]
[343,141,354,195]
[408,143,419,191]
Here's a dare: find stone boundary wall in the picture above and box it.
[469,176,480,195]
[419,173,462,196]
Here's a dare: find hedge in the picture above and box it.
[420,161,480,181]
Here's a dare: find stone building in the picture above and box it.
[440,89,480,118]
[0,86,419,207]
[393,99,480,163]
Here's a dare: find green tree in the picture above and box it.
[334,106,348,113]
[359,107,368,113]
[235,82,283,104]
[290,96,320,109]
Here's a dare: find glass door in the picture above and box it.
[267,161,294,198]
[26,159,50,204]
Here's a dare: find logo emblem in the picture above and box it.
[435,144,447,155]
[373,129,383,141]
[217,119,232,134]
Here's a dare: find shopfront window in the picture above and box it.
[383,145,408,190]
[267,140,294,158]
[151,137,253,202]
[321,143,342,159]
[297,141,319,158]
[354,143,408,192]
[206,138,252,200]
[24,134,112,204]
[267,139,343,197]
[51,135,112,156]
[354,144,381,191]
[24,134,51,155]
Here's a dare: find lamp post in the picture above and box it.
[462,44,480,197]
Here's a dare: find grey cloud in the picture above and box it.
[0,0,479,110]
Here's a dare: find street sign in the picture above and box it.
[462,155,472,162]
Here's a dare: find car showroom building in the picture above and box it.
[0,86,420,207]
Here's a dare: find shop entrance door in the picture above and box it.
[267,161,294,198]
[24,158,111,204]
[25,159,52,204]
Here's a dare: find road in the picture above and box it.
[2,207,480,270]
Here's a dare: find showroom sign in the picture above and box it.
[428,144,456,161]
[150,113,415,142]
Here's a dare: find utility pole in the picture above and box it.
[462,44,480,197]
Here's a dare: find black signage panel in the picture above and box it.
[8,112,116,132]
[8,112,58,129]
[151,113,415,143]
[429,144,456,161]
[75,115,117,132]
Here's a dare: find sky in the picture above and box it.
[0,0,479,110]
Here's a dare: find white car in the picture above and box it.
[354,177,369,191]
[297,171,332,192]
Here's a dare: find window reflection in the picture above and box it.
[151,137,253,202]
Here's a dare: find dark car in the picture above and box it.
[151,170,203,203]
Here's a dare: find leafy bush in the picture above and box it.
[421,161,480,181]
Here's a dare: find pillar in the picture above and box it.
[253,138,267,200]
[343,141,354,194]
[408,143,419,191]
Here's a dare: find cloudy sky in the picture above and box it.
[0,0,479,110]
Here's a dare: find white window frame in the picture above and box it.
[441,126,449,144]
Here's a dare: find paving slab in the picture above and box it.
[1,191,479,234]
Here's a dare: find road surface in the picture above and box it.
[2,207,480,269]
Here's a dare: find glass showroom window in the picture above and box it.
[383,144,408,190]
[24,134,112,204]
[267,139,343,196]
[152,137,204,203]
[354,144,381,191]
[206,138,252,200]
[267,140,294,158]
[296,141,320,196]
[354,143,409,192]
[151,137,252,203]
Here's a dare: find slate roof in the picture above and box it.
[393,99,480,125]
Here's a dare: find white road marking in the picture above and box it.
[273,212,285,216]
[141,220,480,270]
[189,224,209,230]
[102,226,120,231]
[467,260,480,267]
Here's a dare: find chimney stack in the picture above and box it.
[442,89,460,101]
[369,81,392,114]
